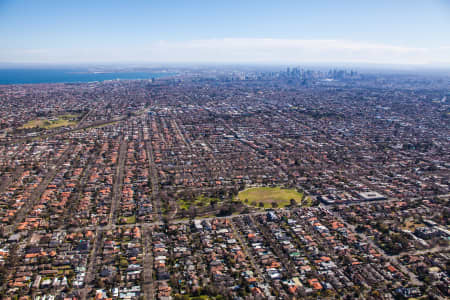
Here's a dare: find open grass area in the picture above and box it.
[124,215,136,224]
[119,215,136,224]
[236,186,306,208]
[21,114,79,130]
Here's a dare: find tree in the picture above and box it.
[120,258,128,268]
[96,278,105,289]
[180,208,187,218]
[355,225,366,233]
[210,199,217,209]
[188,207,196,219]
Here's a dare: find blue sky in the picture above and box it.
[1,0,449,65]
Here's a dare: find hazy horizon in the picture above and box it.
[1,61,450,75]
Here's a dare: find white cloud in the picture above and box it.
[1,38,449,65]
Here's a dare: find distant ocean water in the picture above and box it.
[0,68,173,84]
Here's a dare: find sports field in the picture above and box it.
[237,186,305,208]
[20,114,79,129]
